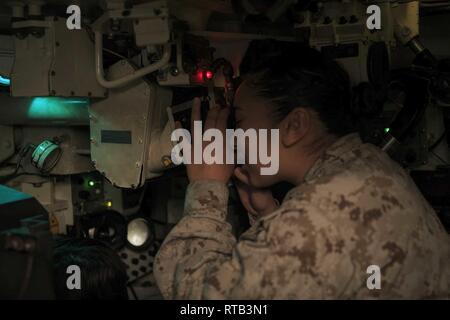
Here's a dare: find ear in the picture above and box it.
[279,107,311,148]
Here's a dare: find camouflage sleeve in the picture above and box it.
[153,180,237,299]
[154,180,352,299]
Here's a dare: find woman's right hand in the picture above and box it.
[233,167,279,221]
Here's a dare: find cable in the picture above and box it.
[103,48,128,60]
[428,131,447,151]
[430,150,450,165]
[84,23,130,62]
[0,150,18,167]
[0,142,32,168]
[127,283,139,300]
[0,144,33,180]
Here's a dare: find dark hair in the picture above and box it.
[53,237,128,300]
[239,39,355,136]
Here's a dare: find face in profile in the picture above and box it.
[232,79,284,188]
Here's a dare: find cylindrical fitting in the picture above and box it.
[7,1,25,19]
[27,0,45,16]
[407,37,426,55]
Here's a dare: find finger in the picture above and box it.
[234,178,249,200]
[191,98,201,135]
[233,178,258,215]
[216,107,230,133]
[234,167,250,185]
[174,121,182,129]
[174,121,183,143]
[204,105,220,130]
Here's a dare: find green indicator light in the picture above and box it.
[28,97,89,119]
[88,180,95,187]
[384,127,390,134]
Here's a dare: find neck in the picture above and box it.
[290,133,338,186]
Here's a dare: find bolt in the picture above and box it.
[349,15,358,23]
[31,30,44,38]
[170,67,179,76]
[24,239,36,252]
[323,16,332,24]
[339,16,347,24]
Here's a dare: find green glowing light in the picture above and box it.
[88,180,95,187]
[28,97,89,119]
[0,75,10,86]
[384,127,390,134]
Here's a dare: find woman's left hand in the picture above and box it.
[185,98,235,183]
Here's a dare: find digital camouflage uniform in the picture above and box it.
[154,133,450,299]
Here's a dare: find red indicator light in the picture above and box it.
[205,70,214,80]
[196,70,204,82]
